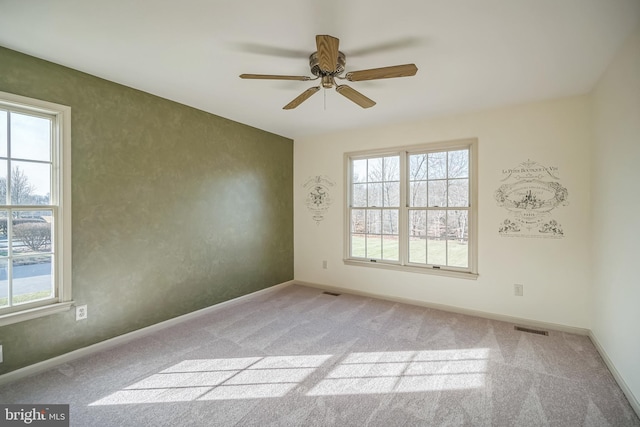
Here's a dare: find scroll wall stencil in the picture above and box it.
[303,175,335,224]
[495,159,568,238]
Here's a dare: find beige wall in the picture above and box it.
[294,95,592,329]
[591,25,640,408]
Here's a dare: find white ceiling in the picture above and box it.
[1,0,639,139]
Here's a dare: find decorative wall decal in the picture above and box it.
[303,175,335,224]
[495,159,568,238]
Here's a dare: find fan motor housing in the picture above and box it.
[309,51,346,76]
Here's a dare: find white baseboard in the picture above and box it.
[589,331,640,419]
[294,280,590,335]
[0,280,294,387]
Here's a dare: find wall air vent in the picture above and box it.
[514,325,549,336]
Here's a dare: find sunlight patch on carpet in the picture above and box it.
[88,349,489,405]
[307,348,489,396]
[89,355,331,405]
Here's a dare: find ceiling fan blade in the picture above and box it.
[240,74,311,81]
[348,37,422,57]
[335,85,376,108]
[233,42,309,58]
[283,87,320,110]
[316,35,340,73]
[345,64,418,81]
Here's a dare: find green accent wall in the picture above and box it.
[0,46,293,374]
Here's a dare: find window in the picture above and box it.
[345,139,477,278]
[0,91,72,326]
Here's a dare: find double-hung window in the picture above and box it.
[345,138,478,278]
[0,91,72,326]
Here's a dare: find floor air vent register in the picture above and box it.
[514,325,549,336]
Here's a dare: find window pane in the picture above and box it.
[351,209,365,233]
[448,179,469,207]
[428,152,447,179]
[0,159,6,204]
[448,150,469,178]
[428,180,447,207]
[382,235,399,261]
[447,211,468,267]
[10,112,51,162]
[409,154,427,181]
[409,238,426,263]
[368,157,383,182]
[448,241,468,268]
[352,159,367,183]
[12,255,53,305]
[352,183,367,207]
[447,210,469,242]
[383,156,400,181]
[409,181,427,207]
[0,210,7,255]
[382,209,398,235]
[0,259,7,308]
[427,210,446,265]
[11,161,51,205]
[409,210,426,263]
[427,238,447,266]
[366,210,381,234]
[367,183,382,207]
[383,182,399,207]
[408,210,426,238]
[366,235,382,259]
[351,234,366,258]
[11,210,52,255]
[0,110,7,158]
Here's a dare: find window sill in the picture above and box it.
[0,301,75,327]
[343,259,478,280]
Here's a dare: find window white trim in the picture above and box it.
[0,91,73,326]
[344,138,478,279]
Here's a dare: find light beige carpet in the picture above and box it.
[1,284,638,426]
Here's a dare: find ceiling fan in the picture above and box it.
[240,35,418,110]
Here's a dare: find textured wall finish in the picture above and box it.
[0,46,293,374]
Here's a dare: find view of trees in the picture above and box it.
[351,156,399,237]
[408,150,469,242]
[0,166,50,205]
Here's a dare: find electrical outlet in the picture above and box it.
[76,305,88,321]
[514,284,524,297]
[322,260,328,269]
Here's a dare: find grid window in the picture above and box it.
[346,139,477,277]
[0,91,72,325]
[350,156,400,262]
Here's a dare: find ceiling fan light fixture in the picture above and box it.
[321,75,334,88]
